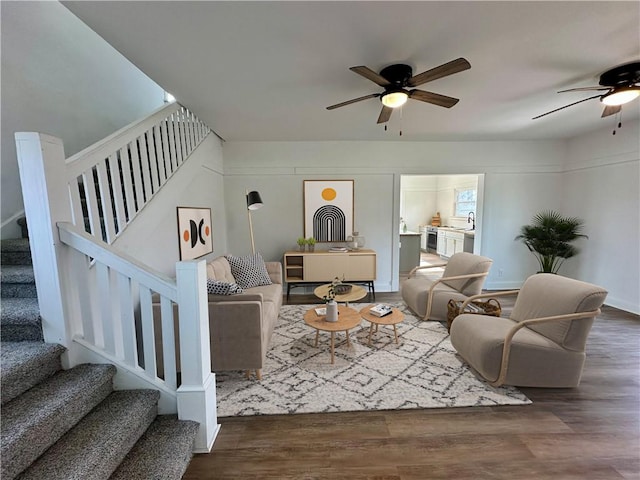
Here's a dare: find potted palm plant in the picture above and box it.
[515,210,587,274]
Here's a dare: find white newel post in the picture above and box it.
[14,133,77,361]
[175,260,220,452]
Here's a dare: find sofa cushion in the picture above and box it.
[206,257,237,284]
[206,279,243,295]
[247,283,283,308]
[225,253,273,289]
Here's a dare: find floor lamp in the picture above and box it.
[246,190,263,254]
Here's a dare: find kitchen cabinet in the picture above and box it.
[464,233,475,253]
[438,228,465,258]
[420,227,428,251]
[399,233,421,273]
[437,230,446,256]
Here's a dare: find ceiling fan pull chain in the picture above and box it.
[399,106,403,136]
[612,110,623,135]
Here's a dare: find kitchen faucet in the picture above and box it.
[467,212,475,230]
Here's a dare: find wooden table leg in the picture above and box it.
[314,329,319,347]
[393,324,399,344]
[368,323,374,346]
[330,332,335,364]
[345,329,351,347]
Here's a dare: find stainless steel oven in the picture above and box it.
[426,226,438,253]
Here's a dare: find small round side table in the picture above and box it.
[359,305,405,346]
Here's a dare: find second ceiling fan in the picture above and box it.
[533,61,640,120]
[327,57,471,124]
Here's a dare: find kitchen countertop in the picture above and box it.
[400,231,421,235]
[437,227,475,237]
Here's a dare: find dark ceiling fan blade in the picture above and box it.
[407,58,471,87]
[377,106,393,124]
[326,93,379,110]
[409,89,459,108]
[558,86,610,93]
[349,66,391,87]
[532,94,602,119]
[601,104,622,117]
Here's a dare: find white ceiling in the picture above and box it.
[63,1,640,142]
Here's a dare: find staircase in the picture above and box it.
[1,226,200,479]
[1,237,42,342]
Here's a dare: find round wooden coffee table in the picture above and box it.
[303,305,362,363]
[313,283,367,303]
[360,305,405,346]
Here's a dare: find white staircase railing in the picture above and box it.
[14,105,219,453]
[65,103,210,244]
[57,222,218,452]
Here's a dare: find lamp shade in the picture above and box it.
[246,190,263,210]
[381,90,409,108]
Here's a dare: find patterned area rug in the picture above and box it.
[215,303,531,417]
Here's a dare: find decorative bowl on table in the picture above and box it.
[334,284,352,295]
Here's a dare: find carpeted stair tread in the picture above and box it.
[1,238,31,265]
[1,342,65,405]
[110,415,199,480]
[1,298,42,342]
[18,390,160,480]
[1,265,35,284]
[1,265,37,298]
[1,363,116,479]
[1,297,40,322]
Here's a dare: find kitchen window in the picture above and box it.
[454,188,477,217]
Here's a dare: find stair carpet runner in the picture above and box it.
[1,234,200,479]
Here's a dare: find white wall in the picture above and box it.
[222,140,567,292]
[1,1,165,238]
[562,119,640,314]
[113,134,226,277]
[400,175,437,232]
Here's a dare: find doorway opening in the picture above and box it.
[399,174,484,275]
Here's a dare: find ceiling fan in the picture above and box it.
[533,61,640,120]
[326,58,471,124]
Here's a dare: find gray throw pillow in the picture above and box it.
[224,252,273,289]
[206,279,244,295]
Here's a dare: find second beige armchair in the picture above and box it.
[450,273,608,387]
[401,252,493,321]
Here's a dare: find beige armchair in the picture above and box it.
[401,252,493,321]
[450,273,608,388]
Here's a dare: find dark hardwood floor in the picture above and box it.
[184,289,640,480]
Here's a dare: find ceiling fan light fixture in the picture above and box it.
[381,90,408,108]
[601,87,640,106]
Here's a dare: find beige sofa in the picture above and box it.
[153,256,283,380]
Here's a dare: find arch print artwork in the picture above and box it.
[303,180,354,242]
[177,206,213,260]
